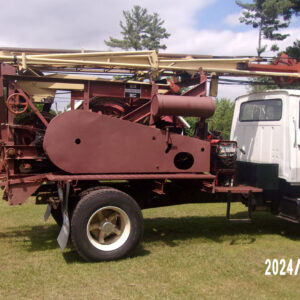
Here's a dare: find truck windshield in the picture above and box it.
[239,99,282,122]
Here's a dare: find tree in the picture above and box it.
[235,0,293,56]
[105,6,170,50]
[208,98,235,139]
[185,98,235,139]
[282,0,300,19]
[247,77,277,93]
[285,40,300,61]
[184,117,198,137]
[291,0,300,14]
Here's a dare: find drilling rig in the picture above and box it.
[0,47,299,261]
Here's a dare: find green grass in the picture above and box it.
[0,199,300,299]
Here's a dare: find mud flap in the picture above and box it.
[44,204,51,221]
[57,182,70,251]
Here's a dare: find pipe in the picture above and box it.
[151,94,215,118]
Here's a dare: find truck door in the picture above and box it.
[233,98,283,165]
[296,99,300,183]
[286,97,300,184]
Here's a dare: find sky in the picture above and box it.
[1,0,300,101]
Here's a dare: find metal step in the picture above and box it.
[277,213,300,224]
[227,218,252,223]
[226,191,253,223]
[278,196,300,223]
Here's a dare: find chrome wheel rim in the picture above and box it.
[87,206,131,251]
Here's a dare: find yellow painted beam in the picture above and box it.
[0,50,299,79]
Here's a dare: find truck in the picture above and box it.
[231,89,300,222]
[0,47,299,262]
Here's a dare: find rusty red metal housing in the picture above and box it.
[0,59,262,208]
[43,110,211,174]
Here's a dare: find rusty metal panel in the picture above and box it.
[7,182,41,205]
[43,110,211,174]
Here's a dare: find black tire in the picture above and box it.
[50,186,107,227]
[71,188,144,262]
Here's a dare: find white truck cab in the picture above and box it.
[231,89,300,222]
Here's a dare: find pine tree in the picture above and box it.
[285,40,300,61]
[235,0,293,56]
[282,0,300,19]
[105,6,170,51]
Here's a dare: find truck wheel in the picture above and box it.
[50,186,106,227]
[71,188,143,262]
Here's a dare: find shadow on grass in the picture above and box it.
[62,244,151,264]
[0,224,59,251]
[143,212,300,247]
[0,223,151,263]
[0,211,299,261]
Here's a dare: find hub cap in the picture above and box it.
[87,206,131,251]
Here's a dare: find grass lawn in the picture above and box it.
[0,198,300,299]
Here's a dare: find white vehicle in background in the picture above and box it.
[231,89,300,222]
